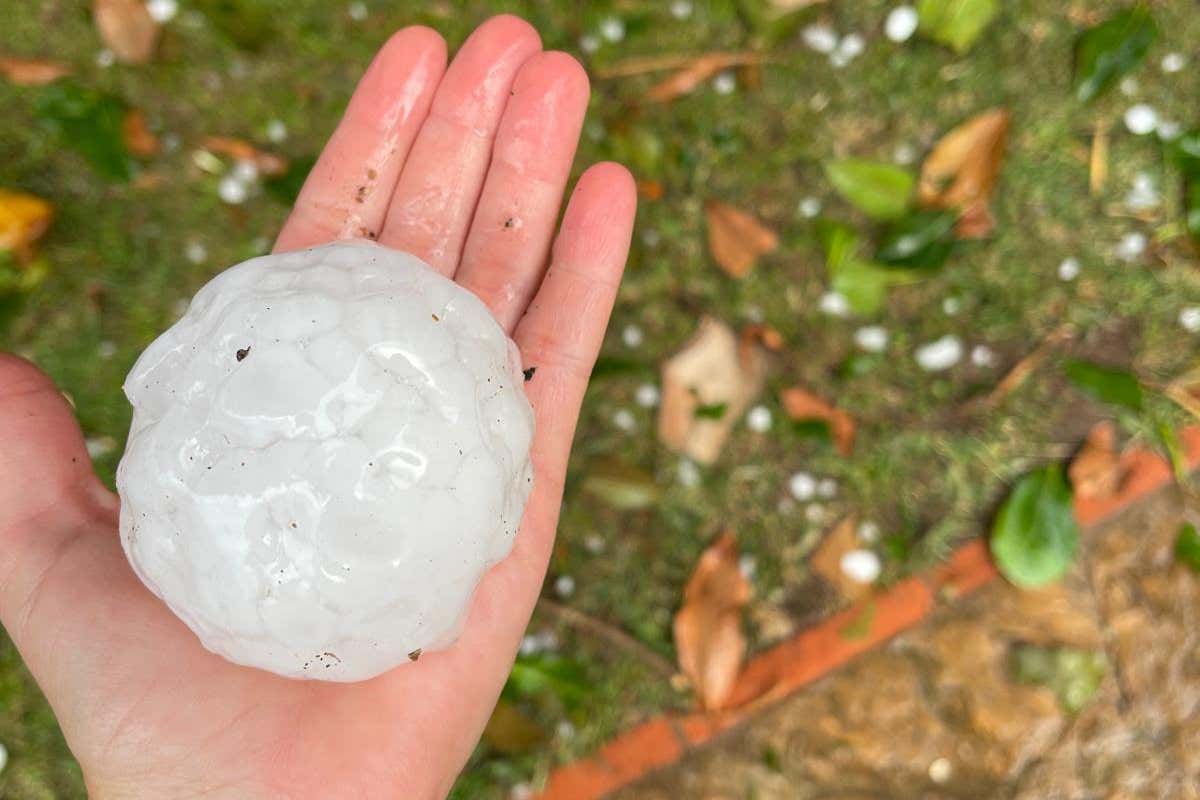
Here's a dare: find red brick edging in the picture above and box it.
[536,426,1200,800]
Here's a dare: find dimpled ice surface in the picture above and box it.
[116,241,535,681]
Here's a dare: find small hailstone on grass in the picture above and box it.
[1119,76,1139,96]
[854,325,889,353]
[840,549,882,584]
[599,17,625,42]
[0,741,6,776]
[1124,104,1158,135]
[584,534,606,554]
[217,175,249,205]
[266,119,288,143]
[612,408,636,432]
[98,340,118,360]
[746,405,772,433]
[1058,256,1081,281]
[641,227,661,247]
[857,520,881,543]
[805,503,827,524]
[1125,172,1160,211]
[185,240,207,264]
[802,23,839,54]
[928,757,953,784]
[836,33,865,60]
[712,71,737,95]
[1179,306,1200,333]
[1161,52,1186,73]
[555,720,577,740]
[819,291,851,317]
[510,783,535,800]
[799,196,823,218]
[970,344,997,368]
[738,554,757,579]
[885,6,919,42]
[346,2,368,22]
[231,159,260,184]
[678,458,701,488]
[146,0,179,24]
[554,575,576,598]
[622,323,644,348]
[1115,232,1147,262]
[817,478,837,499]
[788,471,817,501]
[579,34,600,54]
[670,0,693,19]
[96,49,115,68]
[1157,120,1181,140]
[915,335,963,371]
[893,142,917,165]
[518,634,542,655]
[942,296,962,316]
[635,383,660,408]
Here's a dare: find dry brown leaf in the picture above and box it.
[658,317,768,464]
[93,0,160,65]
[122,109,160,157]
[809,517,876,601]
[1068,421,1123,499]
[1089,121,1109,197]
[0,56,71,85]
[918,108,1010,239]
[1165,364,1200,421]
[705,200,778,278]
[201,136,289,177]
[780,386,855,456]
[645,52,764,104]
[636,179,664,201]
[0,189,54,263]
[740,323,784,352]
[673,532,751,710]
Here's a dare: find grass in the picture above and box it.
[2,1,1199,797]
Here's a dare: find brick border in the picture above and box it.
[536,426,1200,800]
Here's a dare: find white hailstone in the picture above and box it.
[816,478,838,499]
[98,341,118,360]
[669,0,693,19]
[854,325,889,353]
[819,291,851,317]
[1125,172,1160,211]
[251,235,271,255]
[641,227,661,247]
[738,553,757,579]
[857,520,880,543]
[1057,256,1081,281]
[217,175,249,205]
[1124,104,1158,136]
[584,533,606,554]
[231,159,260,184]
[746,404,773,433]
[1157,119,1181,141]
[970,344,997,368]
[839,549,882,584]
[160,132,181,153]
[885,6,919,43]
[117,242,535,681]
[612,408,637,432]
[554,575,576,598]
[511,783,535,800]
[635,383,660,408]
[677,458,701,488]
[836,33,865,60]
[788,471,817,501]
[599,17,625,43]
[347,2,368,22]
[802,24,839,54]
[915,335,963,372]
[1118,76,1139,97]
[712,71,737,95]
[798,196,823,218]
[1115,232,1147,262]
[1161,52,1186,73]
[86,436,116,458]
[744,304,764,323]
[1179,306,1200,333]
[893,142,917,165]
[555,720,577,740]
[266,119,288,143]
[96,49,115,68]
[829,50,852,69]
[928,757,953,784]
[579,34,600,54]
[146,0,178,24]
[0,742,6,776]
[518,634,541,655]
[622,323,644,348]
[942,296,962,316]
[777,496,796,514]
[804,503,827,524]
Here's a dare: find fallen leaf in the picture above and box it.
[636,179,664,200]
[918,108,1010,238]
[1165,363,1200,421]
[1073,6,1158,104]
[991,464,1079,589]
[581,461,661,511]
[0,189,54,262]
[644,52,764,104]
[917,0,999,53]
[824,159,915,221]
[740,323,784,352]
[122,109,159,157]
[482,700,544,755]
[0,56,71,85]
[1068,421,1122,499]
[673,532,751,710]
[93,0,160,65]
[705,200,778,278]
[810,517,874,601]
[36,82,133,182]
[1089,121,1109,197]
[658,317,768,464]
[780,387,855,455]
[201,136,289,177]
[1063,359,1144,412]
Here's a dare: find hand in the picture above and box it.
[0,15,635,798]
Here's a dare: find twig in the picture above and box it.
[1089,120,1109,197]
[536,598,677,678]
[594,51,765,79]
[984,324,1075,407]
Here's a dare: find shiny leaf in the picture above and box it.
[875,210,958,269]
[35,82,133,182]
[1063,359,1144,411]
[917,0,999,54]
[991,464,1079,588]
[1073,6,1157,103]
[1175,523,1200,572]
[824,159,914,220]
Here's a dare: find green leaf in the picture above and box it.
[1170,130,1200,174]
[1011,644,1107,713]
[194,0,276,51]
[590,356,647,380]
[694,401,729,420]
[791,418,833,442]
[481,700,544,755]
[1063,359,1144,411]
[1073,6,1158,103]
[35,82,133,182]
[875,210,958,270]
[264,154,315,205]
[581,463,661,511]
[824,159,914,220]
[917,0,1000,54]
[1175,522,1200,571]
[817,219,923,315]
[1183,172,1200,244]
[502,653,589,710]
[990,464,1079,588]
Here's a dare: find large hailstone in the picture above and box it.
[117,241,535,682]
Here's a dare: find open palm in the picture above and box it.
[0,16,634,798]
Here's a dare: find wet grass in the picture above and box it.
[2,1,1199,797]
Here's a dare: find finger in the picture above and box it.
[453,51,590,332]
[273,26,447,252]
[377,15,542,275]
